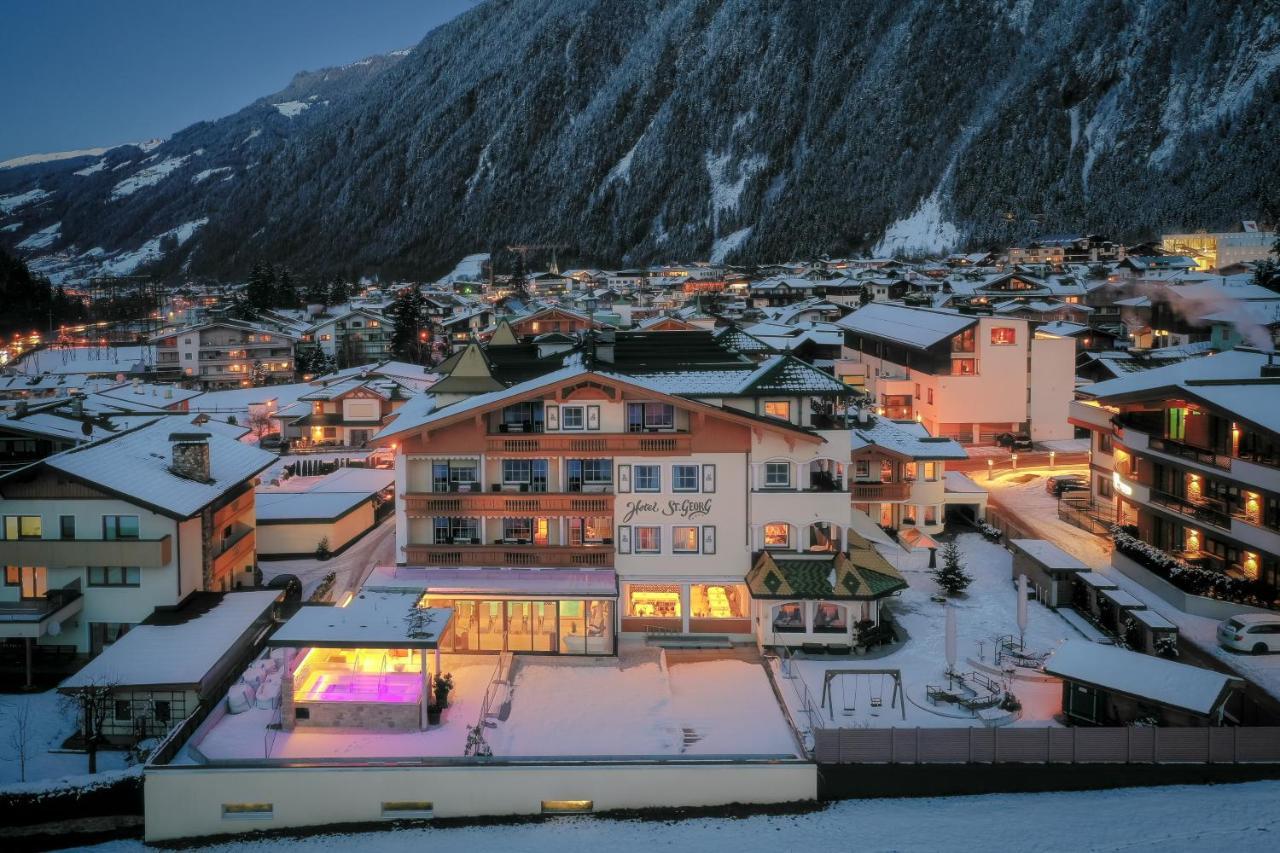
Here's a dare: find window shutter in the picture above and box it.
[618,464,631,493]
[702,525,716,554]
[545,405,559,431]
[618,525,632,554]
[587,405,600,430]
[701,464,716,493]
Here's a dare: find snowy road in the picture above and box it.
[85,780,1280,852]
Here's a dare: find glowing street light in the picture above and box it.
[987,458,994,481]
[1011,452,1018,469]
[1049,450,1056,469]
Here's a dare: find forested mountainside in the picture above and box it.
[2,0,1278,281]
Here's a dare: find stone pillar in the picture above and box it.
[420,651,430,730]
[281,664,296,732]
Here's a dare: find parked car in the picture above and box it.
[259,433,284,450]
[995,431,1033,450]
[1217,614,1280,654]
[1045,474,1088,496]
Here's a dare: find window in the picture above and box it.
[764,462,790,488]
[627,402,675,432]
[1097,432,1113,454]
[567,459,612,491]
[569,516,612,545]
[435,517,478,543]
[59,516,75,539]
[153,700,171,723]
[763,401,791,421]
[102,515,139,541]
[763,523,790,549]
[561,406,585,430]
[773,602,805,633]
[502,518,534,542]
[990,327,1017,346]
[813,603,848,633]
[855,460,870,479]
[927,388,934,405]
[1098,476,1113,499]
[634,464,660,492]
[635,526,661,553]
[88,566,141,587]
[673,464,699,492]
[924,505,938,525]
[222,803,273,820]
[90,622,132,655]
[914,383,921,400]
[951,358,977,376]
[690,583,746,619]
[951,327,976,353]
[3,516,41,540]
[672,526,700,553]
[114,700,132,721]
[626,583,680,618]
[924,462,938,482]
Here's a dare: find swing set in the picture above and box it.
[819,669,906,722]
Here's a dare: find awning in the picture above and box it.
[266,592,451,649]
[365,566,619,599]
[898,527,939,552]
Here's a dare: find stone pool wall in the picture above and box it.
[293,698,421,730]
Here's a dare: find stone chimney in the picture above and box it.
[169,432,212,483]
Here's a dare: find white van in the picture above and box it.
[1218,614,1280,654]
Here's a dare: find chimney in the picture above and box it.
[169,432,212,483]
[595,330,616,364]
[70,393,84,418]
[1263,351,1280,378]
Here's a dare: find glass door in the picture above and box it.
[506,601,532,651]
[531,601,557,652]
[478,600,505,651]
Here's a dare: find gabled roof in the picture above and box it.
[5,418,277,519]
[837,302,976,350]
[746,550,906,600]
[851,417,968,460]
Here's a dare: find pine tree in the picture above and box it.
[389,286,425,362]
[274,266,299,308]
[327,278,349,307]
[931,541,973,596]
[304,277,328,306]
[508,252,527,299]
[245,261,275,309]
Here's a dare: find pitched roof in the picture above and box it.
[746,549,906,600]
[837,302,976,349]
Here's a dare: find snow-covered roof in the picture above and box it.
[255,490,371,522]
[1010,539,1088,570]
[60,591,280,689]
[1035,321,1090,338]
[367,566,619,597]
[267,593,450,649]
[1084,349,1269,399]
[95,382,204,406]
[837,302,974,349]
[1044,641,1241,717]
[40,419,276,518]
[851,417,968,459]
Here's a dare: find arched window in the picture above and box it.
[772,602,806,633]
[813,603,848,633]
[763,522,791,549]
[808,522,841,552]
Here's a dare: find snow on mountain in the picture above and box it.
[272,100,311,118]
[192,167,234,184]
[873,193,961,258]
[438,253,490,283]
[73,158,108,176]
[109,153,197,200]
[710,226,753,264]
[0,147,110,170]
[15,222,60,250]
[99,218,209,275]
[0,188,52,213]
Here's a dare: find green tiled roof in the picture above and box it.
[746,550,907,600]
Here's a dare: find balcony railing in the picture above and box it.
[212,529,256,579]
[1148,488,1232,531]
[849,481,913,502]
[0,582,83,627]
[403,543,614,568]
[0,535,172,569]
[1146,437,1232,471]
[404,493,613,518]
[484,434,691,456]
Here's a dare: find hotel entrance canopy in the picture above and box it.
[265,591,452,649]
[365,566,619,599]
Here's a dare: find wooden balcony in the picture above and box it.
[849,481,913,502]
[403,543,614,568]
[404,492,613,518]
[212,529,256,581]
[0,535,172,569]
[484,433,691,457]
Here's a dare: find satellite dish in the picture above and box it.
[82,421,94,436]
[47,620,61,637]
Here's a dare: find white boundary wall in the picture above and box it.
[144,761,817,841]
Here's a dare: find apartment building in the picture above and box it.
[1073,349,1280,604]
[835,302,1075,443]
[849,415,971,534]
[0,420,275,678]
[299,307,392,368]
[287,377,410,449]
[375,329,906,652]
[154,320,297,388]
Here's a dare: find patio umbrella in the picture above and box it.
[944,604,957,675]
[1017,573,1029,648]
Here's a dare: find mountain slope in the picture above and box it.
[2,0,1279,280]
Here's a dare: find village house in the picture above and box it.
[153,320,297,389]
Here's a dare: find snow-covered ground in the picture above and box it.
[10,344,153,376]
[86,780,1280,853]
[189,382,318,421]
[777,533,1071,731]
[437,252,489,283]
[0,689,128,789]
[984,467,1280,702]
[490,656,798,757]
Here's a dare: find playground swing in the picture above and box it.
[841,675,856,716]
[821,669,906,722]
[869,673,885,710]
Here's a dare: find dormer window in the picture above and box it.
[763,401,791,421]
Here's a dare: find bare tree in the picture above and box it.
[247,409,274,438]
[63,678,117,774]
[0,696,35,782]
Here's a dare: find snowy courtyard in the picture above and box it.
[0,689,129,790]
[774,532,1071,732]
[84,780,1280,853]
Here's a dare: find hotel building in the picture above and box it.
[376,330,906,653]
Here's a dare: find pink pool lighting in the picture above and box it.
[298,671,423,704]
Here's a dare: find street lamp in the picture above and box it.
[1049,450,1056,469]
[987,458,994,481]
[1011,452,1018,469]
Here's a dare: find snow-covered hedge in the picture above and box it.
[1111,525,1274,610]
[978,521,1002,542]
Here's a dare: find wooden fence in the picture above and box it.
[814,726,1280,765]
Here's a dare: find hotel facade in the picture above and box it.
[376,330,906,654]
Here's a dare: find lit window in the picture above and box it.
[690,583,746,618]
[2,515,41,540]
[773,602,805,633]
[763,401,791,420]
[813,603,848,633]
[634,526,661,553]
[763,522,790,548]
[672,526,700,553]
[991,327,1017,346]
[626,583,680,617]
